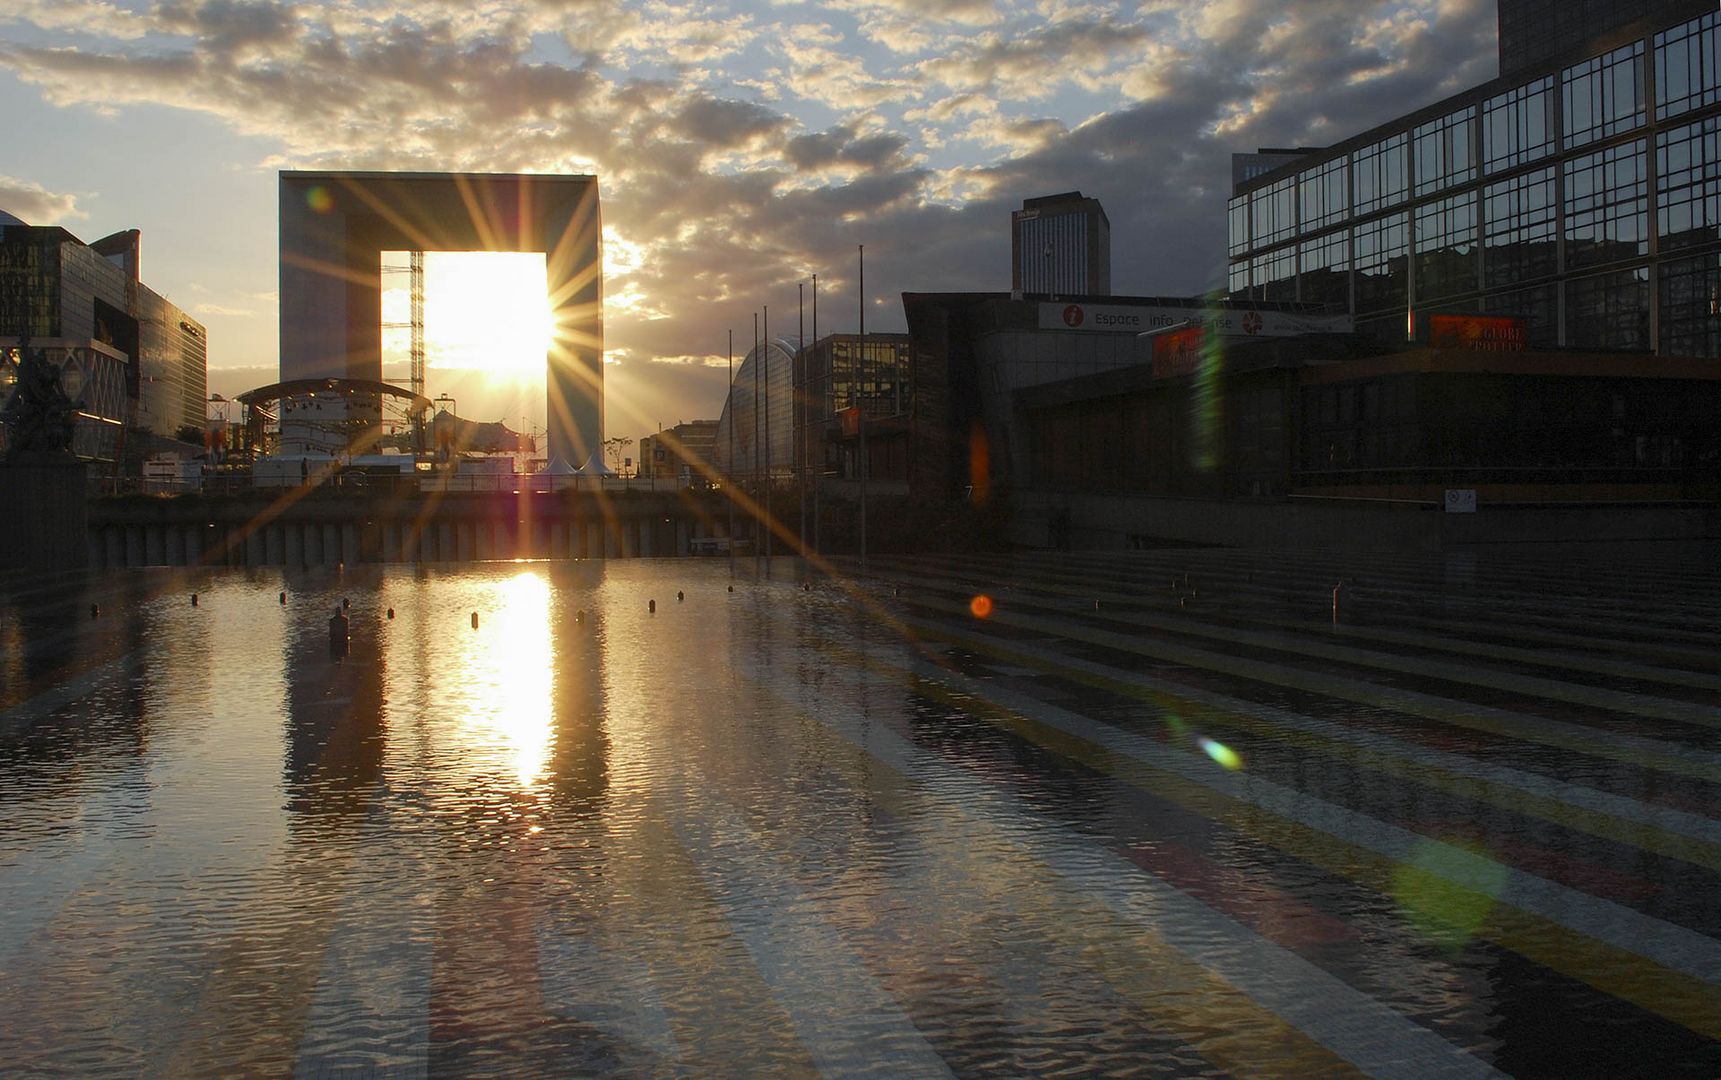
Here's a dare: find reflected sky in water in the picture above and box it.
[1,551,1718,1077]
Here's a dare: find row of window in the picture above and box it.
[1232,119,1719,311]
[1229,10,1719,257]
[1238,250,1717,356]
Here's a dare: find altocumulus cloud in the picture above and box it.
[1,0,1498,375]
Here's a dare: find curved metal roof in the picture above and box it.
[234,377,433,414]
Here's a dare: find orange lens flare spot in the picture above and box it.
[969,594,994,619]
[305,185,334,213]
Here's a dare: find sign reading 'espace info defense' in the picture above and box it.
[1039,302,1351,336]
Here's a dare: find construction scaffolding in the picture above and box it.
[381,251,427,455]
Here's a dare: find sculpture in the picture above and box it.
[1,339,80,461]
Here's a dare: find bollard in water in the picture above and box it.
[575,609,585,623]
[279,591,287,605]
[727,585,734,593]
[342,597,350,610]
[191,593,198,607]
[1332,582,1343,623]
[329,607,350,657]
[1094,600,1102,611]
[677,591,684,602]
[1179,597,1188,610]
[648,599,657,613]
[471,611,479,629]
[90,603,99,618]
[387,607,395,620]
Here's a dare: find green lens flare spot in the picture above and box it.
[1392,837,1508,949]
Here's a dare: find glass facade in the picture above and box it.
[1655,10,1719,119]
[1413,108,1477,197]
[1562,41,1645,148]
[1414,192,1479,300]
[1484,167,1559,288]
[1299,157,1349,234]
[1229,8,1721,358]
[1299,230,1350,307]
[1355,214,1409,313]
[1564,139,1649,269]
[1250,176,1297,249]
[1354,134,1409,215]
[1483,76,1556,173]
[1657,114,1721,250]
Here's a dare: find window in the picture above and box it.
[1299,230,1350,308]
[1228,259,1251,300]
[1567,267,1650,350]
[1299,157,1349,235]
[1657,115,1721,252]
[1655,10,1719,120]
[1482,76,1556,174]
[1414,193,1479,301]
[1565,139,1648,270]
[1228,196,1250,257]
[1353,134,1409,216]
[1354,213,1409,313]
[1414,107,1476,197]
[1254,245,1298,304]
[1251,176,1297,249]
[1659,252,1721,358]
[1562,41,1644,148]
[1483,167,1558,288]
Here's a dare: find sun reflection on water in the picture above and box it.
[456,570,554,789]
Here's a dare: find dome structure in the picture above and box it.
[714,336,799,483]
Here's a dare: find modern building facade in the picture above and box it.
[0,211,207,458]
[798,333,914,487]
[903,292,1352,501]
[1012,193,1111,296]
[1227,4,1720,358]
[714,336,798,483]
[279,172,603,466]
[640,419,718,484]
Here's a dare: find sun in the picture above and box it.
[423,251,554,381]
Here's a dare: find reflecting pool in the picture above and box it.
[2,549,1718,1077]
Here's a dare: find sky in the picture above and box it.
[0,0,1501,447]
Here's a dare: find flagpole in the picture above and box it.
[858,243,867,574]
[727,329,734,572]
[763,303,772,563]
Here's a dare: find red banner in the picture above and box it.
[839,406,861,437]
[1427,314,1527,352]
[1151,327,1205,380]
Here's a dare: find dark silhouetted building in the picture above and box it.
[0,210,207,457]
[1012,193,1111,296]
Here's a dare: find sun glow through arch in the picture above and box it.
[383,250,556,429]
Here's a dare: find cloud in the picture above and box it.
[1,0,1505,443]
[0,175,86,224]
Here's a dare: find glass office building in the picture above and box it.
[1227,6,1720,358]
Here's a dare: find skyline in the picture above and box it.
[1,0,1502,441]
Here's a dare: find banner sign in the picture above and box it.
[1426,314,1527,352]
[1039,302,1350,336]
[1151,327,1205,380]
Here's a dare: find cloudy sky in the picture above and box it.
[0,0,1499,443]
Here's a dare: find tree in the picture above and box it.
[603,435,633,474]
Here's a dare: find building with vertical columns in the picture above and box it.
[1226,3,1719,357]
[1011,192,1111,296]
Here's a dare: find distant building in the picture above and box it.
[797,333,914,488]
[714,337,798,484]
[902,292,1351,501]
[641,419,718,484]
[0,210,207,456]
[1226,3,1720,356]
[1011,192,1111,296]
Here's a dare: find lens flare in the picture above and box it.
[1197,736,1242,770]
[1392,836,1507,949]
[305,185,334,214]
[969,594,994,619]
